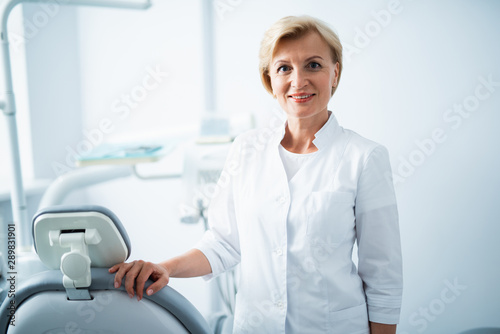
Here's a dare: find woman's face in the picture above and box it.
[270,31,339,122]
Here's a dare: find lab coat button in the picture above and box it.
[276,301,284,309]
[277,196,286,204]
[276,248,283,256]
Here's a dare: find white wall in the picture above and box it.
[22,4,85,180]
[13,0,500,332]
[77,1,206,143]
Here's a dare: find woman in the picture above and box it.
[110,15,403,334]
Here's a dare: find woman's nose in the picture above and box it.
[291,69,308,89]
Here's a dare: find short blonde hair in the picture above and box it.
[259,15,343,96]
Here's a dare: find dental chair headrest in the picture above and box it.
[32,205,131,270]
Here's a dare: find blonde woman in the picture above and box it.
[110,15,403,334]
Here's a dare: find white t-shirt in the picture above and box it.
[278,144,318,182]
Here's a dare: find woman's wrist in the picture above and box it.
[158,249,212,279]
[159,259,175,277]
[369,322,397,334]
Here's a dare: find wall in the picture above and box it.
[22,4,85,180]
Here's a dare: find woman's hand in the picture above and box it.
[109,249,212,301]
[109,260,170,301]
[369,322,397,334]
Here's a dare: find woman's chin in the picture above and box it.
[283,107,328,120]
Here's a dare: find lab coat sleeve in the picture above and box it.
[355,145,403,324]
[194,138,242,280]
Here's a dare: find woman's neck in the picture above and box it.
[281,111,330,154]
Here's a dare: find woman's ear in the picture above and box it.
[333,62,340,87]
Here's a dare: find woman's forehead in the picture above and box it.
[272,31,332,63]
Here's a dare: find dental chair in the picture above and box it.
[0,205,211,334]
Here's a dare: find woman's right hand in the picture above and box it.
[109,260,170,301]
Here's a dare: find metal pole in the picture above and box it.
[201,0,216,113]
[1,0,29,249]
[21,0,151,10]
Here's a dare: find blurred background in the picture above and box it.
[0,0,499,333]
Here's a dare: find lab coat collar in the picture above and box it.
[274,111,340,151]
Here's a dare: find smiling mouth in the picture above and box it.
[289,94,314,99]
[289,94,315,102]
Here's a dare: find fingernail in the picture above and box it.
[128,293,133,298]
[147,289,153,296]
[137,296,141,301]
[114,282,119,288]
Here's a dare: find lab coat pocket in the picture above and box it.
[306,191,355,247]
[329,303,369,333]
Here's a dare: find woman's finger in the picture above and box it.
[113,261,136,290]
[124,261,143,297]
[109,262,129,288]
[108,263,121,273]
[135,262,155,301]
[112,263,126,288]
[144,275,169,297]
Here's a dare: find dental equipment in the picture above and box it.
[0,0,151,251]
[0,205,212,333]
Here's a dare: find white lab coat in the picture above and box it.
[196,113,402,334]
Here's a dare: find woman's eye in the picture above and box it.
[277,65,291,73]
[308,62,322,69]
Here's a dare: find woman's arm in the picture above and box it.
[355,145,403,326]
[160,248,212,278]
[109,248,211,301]
[110,137,244,301]
[370,322,397,334]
